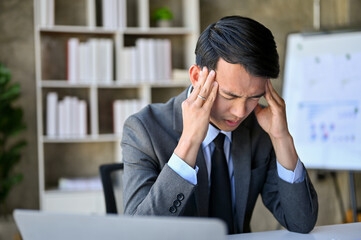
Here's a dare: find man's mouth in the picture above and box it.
[225,119,241,127]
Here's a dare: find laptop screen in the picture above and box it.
[14,209,227,240]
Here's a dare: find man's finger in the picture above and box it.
[196,70,216,106]
[188,83,201,102]
[197,67,208,88]
[267,79,284,106]
[202,81,218,110]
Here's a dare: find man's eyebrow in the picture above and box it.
[220,89,265,98]
[250,92,265,98]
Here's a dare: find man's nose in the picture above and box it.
[230,101,247,119]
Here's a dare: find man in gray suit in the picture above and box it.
[122,16,318,234]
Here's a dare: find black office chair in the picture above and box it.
[99,163,124,214]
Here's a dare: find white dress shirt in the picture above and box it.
[168,86,305,209]
[168,124,305,210]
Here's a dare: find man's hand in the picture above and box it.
[254,79,298,170]
[174,67,218,168]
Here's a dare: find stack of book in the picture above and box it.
[38,0,126,28]
[58,177,102,191]
[113,99,147,134]
[118,38,172,84]
[39,0,54,27]
[46,92,87,138]
[101,0,127,29]
[67,38,113,84]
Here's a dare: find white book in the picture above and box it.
[40,0,47,27]
[120,100,127,131]
[130,47,138,83]
[137,0,149,28]
[79,100,87,136]
[96,39,113,84]
[79,43,87,83]
[57,100,65,137]
[136,39,149,83]
[104,39,114,83]
[88,39,98,83]
[47,0,54,26]
[111,0,118,29]
[46,92,58,137]
[163,39,172,81]
[112,100,117,134]
[70,97,79,136]
[113,100,121,134]
[83,42,92,83]
[117,0,127,28]
[120,47,132,83]
[67,38,79,83]
[121,47,138,83]
[63,97,72,137]
[86,0,96,27]
[155,39,163,81]
[102,0,109,28]
[139,99,148,110]
[58,177,102,191]
[97,40,106,83]
[124,100,132,122]
[131,99,138,115]
[148,39,156,82]
[102,0,116,29]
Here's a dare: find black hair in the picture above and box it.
[195,16,280,79]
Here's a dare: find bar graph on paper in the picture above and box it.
[283,32,361,170]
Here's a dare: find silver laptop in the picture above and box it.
[14,209,227,240]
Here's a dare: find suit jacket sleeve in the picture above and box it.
[261,150,318,233]
[121,114,196,216]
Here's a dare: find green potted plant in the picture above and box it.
[152,7,173,28]
[0,63,26,216]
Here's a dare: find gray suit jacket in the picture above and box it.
[121,88,318,234]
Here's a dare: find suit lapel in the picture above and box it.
[172,87,209,217]
[232,124,251,233]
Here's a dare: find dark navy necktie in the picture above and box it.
[209,133,234,234]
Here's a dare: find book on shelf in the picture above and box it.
[58,176,102,191]
[67,38,113,84]
[46,92,58,137]
[117,38,172,84]
[39,0,126,29]
[46,92,87,138]
[113,99,147,134]
[102,0,127,29]
[86,0,96,27]
[39,0,54,27]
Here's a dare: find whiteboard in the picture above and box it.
[283,31,361,170]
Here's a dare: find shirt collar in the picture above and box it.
[203,124,232,148]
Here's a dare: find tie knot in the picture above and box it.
[213,133,225,150]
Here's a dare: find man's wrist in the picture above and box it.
[168,153,198,185]
[271,134,298,171]
[174,135,202,168]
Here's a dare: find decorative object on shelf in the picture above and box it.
[0,63,27,216]
[152,7,173,28]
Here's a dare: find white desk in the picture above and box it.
[228,222,361,240]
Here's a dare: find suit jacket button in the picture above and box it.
[177,193,184,201]
[169,206,177,213]
[173,200,181,207]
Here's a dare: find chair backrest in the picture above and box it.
[99,163,124,214]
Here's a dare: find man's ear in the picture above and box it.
[189,64,201,87]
